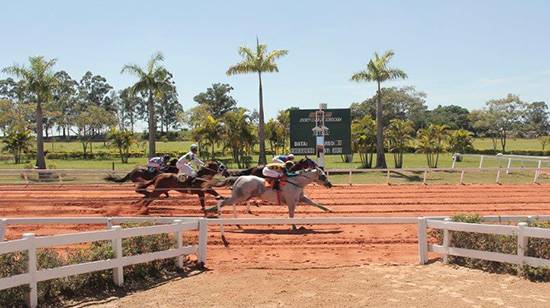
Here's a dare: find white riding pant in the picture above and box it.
[179,164,196,177]
[262,167,283,178]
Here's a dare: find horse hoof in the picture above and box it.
[222,235,229,247]
[215,196,225,200]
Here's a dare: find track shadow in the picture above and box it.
[224,227,343,235]
[389,171,422,182]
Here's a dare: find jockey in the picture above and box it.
[272,153,295,164]
[262,162,296,191]
[176,144,204,177]
[147,155,170,173]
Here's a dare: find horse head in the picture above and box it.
[308,167,332,188]
[198,160,230,177]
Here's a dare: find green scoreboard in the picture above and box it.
[289,108,352,155]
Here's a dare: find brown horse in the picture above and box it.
[104,159,179,183]
[136,160,230,210]
[227,157,318,183]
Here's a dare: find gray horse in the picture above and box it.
[205,168,333,224]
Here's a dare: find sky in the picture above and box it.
[2,0,550,120]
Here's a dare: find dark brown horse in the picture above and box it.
[104,159,179,183]
[137,160,230,210]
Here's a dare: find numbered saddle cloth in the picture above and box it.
[177,174,188,183]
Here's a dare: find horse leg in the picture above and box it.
[288,201,297,231]
[206,188,224,200]
[198,192,206,212]
[299,195,332,212]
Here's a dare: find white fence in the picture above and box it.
[2,215,550,307]
[418,217,550,267]
[0,218,208,308]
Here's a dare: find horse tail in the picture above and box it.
[202,177,238,189]
[104,172,131,183]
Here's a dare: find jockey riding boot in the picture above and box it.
[273,179,281,191]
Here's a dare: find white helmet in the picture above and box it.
[190,144,198,151]
[288,154,295,160]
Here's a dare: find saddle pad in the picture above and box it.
[177,174,187,183]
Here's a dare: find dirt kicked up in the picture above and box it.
[1,183,550,267]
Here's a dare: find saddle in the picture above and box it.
[265,178,286,205]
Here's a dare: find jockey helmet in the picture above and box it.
[163,155,170,161]
[190,144,198,151]
[288,154,295,160]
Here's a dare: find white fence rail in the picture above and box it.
[0,219,207,308]
[419,217,550,269]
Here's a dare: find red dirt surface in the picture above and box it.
[1,184,550,268]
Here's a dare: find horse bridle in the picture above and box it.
[285,168,324,188]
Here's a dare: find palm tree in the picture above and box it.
[351,50,407,168]
[2,56,58,169]
[226,38,288,164]
[121,52,172,158]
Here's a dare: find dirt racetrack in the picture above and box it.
[1,183,550,267]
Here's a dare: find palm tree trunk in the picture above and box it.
[257,72,267,165]
[35,101,47,169]
[375,81,387,168]
[147,92,156,158]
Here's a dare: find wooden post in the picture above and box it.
[459,170,465,185]
[348,170,353,186]
[112,162,115,171]
[198,219,208,267]
[23,233,38,308]
[386,170,391,185]
[506,158,512,174]
[111,226,124,286]
[422,170,428,185]
[443,218,452,264]
[517,222,528,272]
[417,218,428,265]
[496,168,501,184]
[0,218,7,241]
[479,155,484,169]
[174,220,184,269]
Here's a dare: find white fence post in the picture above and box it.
[534,160,542,184]
[417,218,428,265]
[348,170,353,186]
[459,170,465,185]
[386,170,391,185]
[517,222,528,270]
[496,168,501,184]
[106,217,113,229]
[198,219,208,267]
[422,170,428,185]
[111,225,124,286]
[174,220,184,269]
[443,218,452,264]
[479,155,484,169]
[23,233,38,308]
[506,158,512,174]
[0,218,7,241]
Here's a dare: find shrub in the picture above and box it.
[432,214,550,281]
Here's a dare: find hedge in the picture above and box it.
[431,214,550,281]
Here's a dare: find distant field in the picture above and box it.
[0,138,547,171]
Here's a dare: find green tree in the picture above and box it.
[427,105,472,130]
[115,87,143,132]
[524,101,549,136]
[385,119,414,168]
[121,52,172,158]
[78,71,114,111]
[351,50,408,168]
[156,81,183,134]
[72,106,117,158]
[52,71,78,139]
[539,136,550,151]
[416,124,449,168]
[108,129,137,163]
[473,94,526,153]
[351,86,427,130]
[448,129,474,154]
[192,115,223,158]
[2,127,34,164]
[351,116,376,168]
[2,56,59,169]
[193,83,237,118]
[226,38,288,164]
[223,108,256,168]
